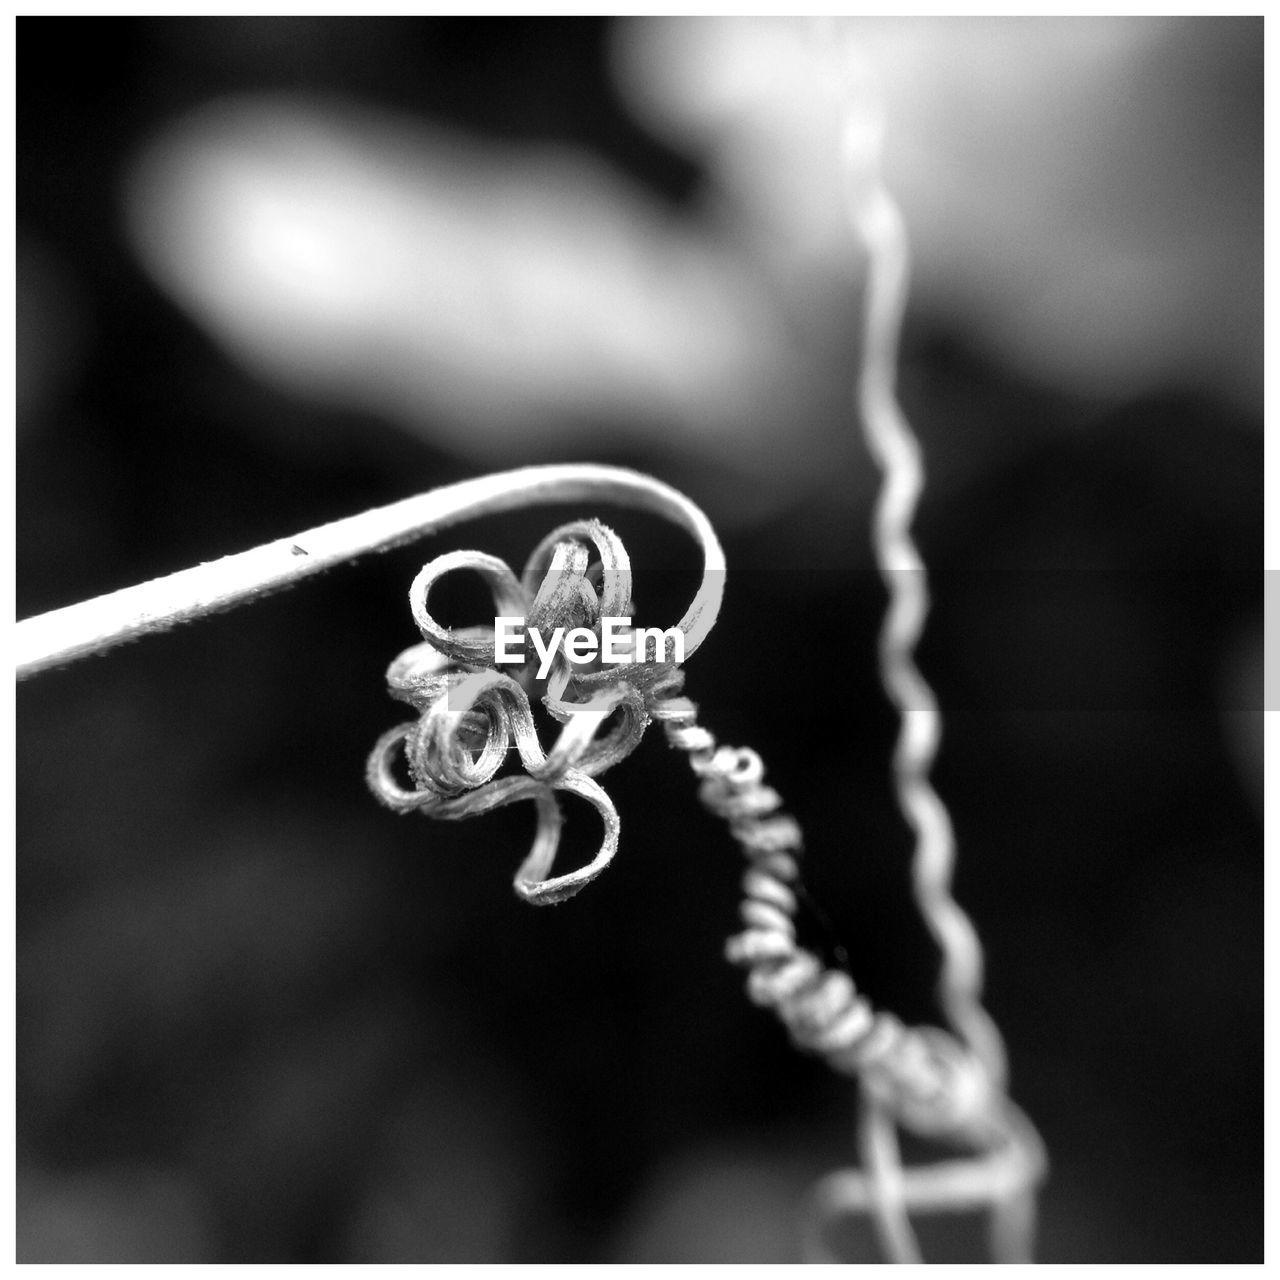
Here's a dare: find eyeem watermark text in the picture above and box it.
[494,616,684,679]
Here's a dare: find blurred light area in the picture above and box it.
[607,1143,809,1262]
[18,1163,214,1262]
[124,95,809,478]
[612,16,1261,416]
[121,19,1259,498]
[341,1081,532,1261]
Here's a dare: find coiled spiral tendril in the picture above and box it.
[366,515,1043,1261]
[365,516,666,905]
[647,666,1045,1262]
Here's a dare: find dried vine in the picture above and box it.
[365,508,1044,1262]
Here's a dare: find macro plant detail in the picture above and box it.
[357,32,1050,1263]
[362,500,1045,1262]
[13,19,1110,1263]
[364,519,660,906]
[17,90,1049,1278]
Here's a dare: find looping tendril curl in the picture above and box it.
[368,520,662,903]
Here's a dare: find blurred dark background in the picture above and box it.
[16,16,1261,1263]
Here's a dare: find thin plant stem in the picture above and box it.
[16,463,725,681]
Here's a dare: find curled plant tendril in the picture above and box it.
[369,517,1045,1253]
[645,668,1045,1261]
[354,54,1050,1235]
[366,519,660,905]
